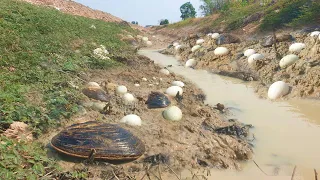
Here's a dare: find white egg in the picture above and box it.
[196,39,205,45]
[123,93,135,104]
[116,85,127,95]
[162,106,182,121]
[191,45,201,52]
[268,81,290,100]
[289,43,306,53]
[279,54,299,68]
[142,37,149,41]
[186,59,197,68]
[173,42,179,47]
[146,41,153,46]
[244,49,256,57]
[142,77,148,81]
[310,31,320,37]
[211,33,220,39]
[172,81,185,87]
[87,82,100,88]
[248,53,264,65]
[134,84,140,87]
[160,68,170,75]
[165,86,183,97]
[214,47,229,56]
[91,102,105,111]
[120,114,142,126]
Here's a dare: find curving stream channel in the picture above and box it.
[139,49,320,180]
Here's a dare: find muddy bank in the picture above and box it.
[159,30,320,99]
[38,53,253,179]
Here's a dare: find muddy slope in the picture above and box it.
[41,53,253,179]
[160,30,320,99]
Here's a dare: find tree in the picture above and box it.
[159,19,169,25]
[199,0,215,16]
[131,21,139,25]
[180,2,196,20]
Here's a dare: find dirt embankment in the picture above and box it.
[159,28,320,100]
[38,51,254,178]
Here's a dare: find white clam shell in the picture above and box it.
[120,114,142,126]
[134,84,140,87]
[289,43,306,53]
[165,86,183,97]
[123,93,135,104]
[142,37,149,41]
[191,45,201,52]
[211,33,220,39]
[279,54,299,68]
[162,106,182,121]
[248,53,264,65]
[268,81,290,100]
[87,82,100,88]
[310,31,320,37]
[196,39,205,45]
[172,81,185,87]
[116,85,127,95]
[142,77,148,81]
[186,59,197,68]
[244,49,256,57]
[214,47,229,56]
[160,68,170,75]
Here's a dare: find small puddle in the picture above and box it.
[139,49,320,179]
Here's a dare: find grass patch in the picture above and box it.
[0,0,135,178]
[0,0,133,134]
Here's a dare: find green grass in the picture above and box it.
[0,0,134,135]
[0,0,136,178]
[164,0,319,32]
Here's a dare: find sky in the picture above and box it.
[74,0,203,26]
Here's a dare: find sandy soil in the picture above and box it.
[159,29,320,100]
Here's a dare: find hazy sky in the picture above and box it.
[74,0,202,26]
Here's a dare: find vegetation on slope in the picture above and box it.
[166,0,319,32]
[0,0,135,178]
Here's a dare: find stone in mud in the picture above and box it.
[216,34,240,45]
[82,87,110,102]
[260,33,293,47]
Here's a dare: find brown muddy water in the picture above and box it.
[139,49,320,180]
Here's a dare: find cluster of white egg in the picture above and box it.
[162,80,185,121]
[265,31,320,100]
[243,48,265,66]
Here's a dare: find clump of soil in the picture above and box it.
[41,54,253,178]
[160,30,320,99]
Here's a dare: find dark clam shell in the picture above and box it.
[51,121,145,161]
[82,87,110,102]
[145,92,171,109]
